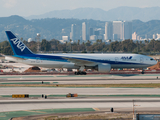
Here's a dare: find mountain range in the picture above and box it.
[26,7,160,22]
[0,15,160,41]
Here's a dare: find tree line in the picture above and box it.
[1,39,160,55]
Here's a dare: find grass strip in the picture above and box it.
[0,83,160,88]
[0,108,94,120]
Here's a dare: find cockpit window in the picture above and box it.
[150,58,154,61]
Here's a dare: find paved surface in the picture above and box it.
[0,98,160,112]
[0,87,160,95]
[0,74,160,84]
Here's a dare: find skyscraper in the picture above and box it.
[113,21,123,40]
[82,22,86,41]
[105,22,113,40]
[71,24,80,42]
[89,28,94,37]
[123,21,132,40]
[71,24,75,41]
[112,21,132,40]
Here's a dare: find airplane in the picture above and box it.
[5,31,157,75]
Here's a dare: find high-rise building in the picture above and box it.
[123,21,132,40]
[89,28,94,37]
[86,22,90,40]
[70,24,80,42]
[113,21,123,40]
[82,22,86,41]
[105,22,113,40]
[112,21,132,40]
[71,24,76,41]
[75,24,80,42]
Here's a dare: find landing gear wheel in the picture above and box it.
[74,71,87,75]
[82,71,87,75]
[75,72,80,75]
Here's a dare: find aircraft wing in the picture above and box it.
[10,56,26,60]
[5,56,26,61]
[63,57,97,66]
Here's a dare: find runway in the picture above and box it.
[1,97,160,112]
[0,74,160,84]
[0,87,160,95]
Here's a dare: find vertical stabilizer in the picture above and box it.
[5,31,33,55]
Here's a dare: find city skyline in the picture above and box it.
[64,19,160,43]
[66,20,132,43]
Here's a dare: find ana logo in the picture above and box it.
[121,56,132,60]
[10,38,26,52]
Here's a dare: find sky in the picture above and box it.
[1,0,160,17]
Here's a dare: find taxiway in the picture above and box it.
[0,74,160,84]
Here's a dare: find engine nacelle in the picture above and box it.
[96,63,111,73]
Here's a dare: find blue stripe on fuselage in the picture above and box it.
[14,54,146,65]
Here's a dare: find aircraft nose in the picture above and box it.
[154,60,157,65]
[151,60,157,66]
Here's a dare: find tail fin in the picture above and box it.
[5,31,33,55]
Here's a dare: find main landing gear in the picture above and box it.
[75,66,87,75]
[74,71,87,75]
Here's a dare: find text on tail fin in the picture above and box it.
[10,38,26,52]
[5,31,33,55]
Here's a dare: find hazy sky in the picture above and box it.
[1,0,160,17]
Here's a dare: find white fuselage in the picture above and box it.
[5,53,157,69]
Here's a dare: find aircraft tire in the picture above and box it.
[75,72,80,75]
[75,71,87,75]
[82,71,87,75]
[80,72,83,75]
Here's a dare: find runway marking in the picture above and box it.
[93,108,100,111]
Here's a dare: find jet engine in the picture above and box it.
[95,63,111,73]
